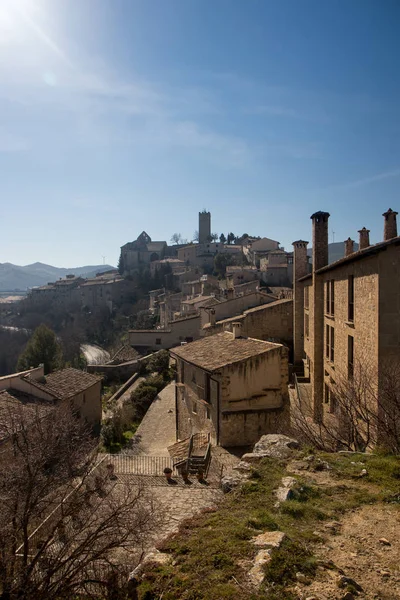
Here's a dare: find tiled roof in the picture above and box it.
[170,332,280,371]
[23,368,101,400]
[0,389,54,443]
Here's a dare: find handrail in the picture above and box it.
[186,435,194,473]
[204,442,211,477]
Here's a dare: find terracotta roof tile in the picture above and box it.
[170,332,281,371]
[23,368,102,400]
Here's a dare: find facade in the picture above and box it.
[0,366,102,438]
[80,273,135,312]
[120,231,167,275]
[202,298,293,349]
[30,275,83,305]
[199,291,276,329]
[293,208,400,442]
[242,237,281,267]
[128,315,201,351]
[260,250,295,287]
[170,328,289,447]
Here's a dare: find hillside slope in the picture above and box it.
[0,262,115,291]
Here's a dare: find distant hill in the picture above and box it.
[0,262,115,292]
[307,242,359,265]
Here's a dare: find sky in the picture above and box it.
[1,0,399,268]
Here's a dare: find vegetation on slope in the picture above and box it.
[137,451,400,600]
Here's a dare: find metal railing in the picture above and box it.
[103,454,177,476]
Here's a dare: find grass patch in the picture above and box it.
[137,452,400,600]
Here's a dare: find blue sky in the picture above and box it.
[1,0,399,267]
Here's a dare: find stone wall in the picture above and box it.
[200,292,275,328]
[202,299,293,349]
[128,315,201,351]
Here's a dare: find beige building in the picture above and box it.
[80,272,135,312]
[128,315,201,351]
[242,237,280,267]
[293,208,400,443]
[170,328,289,447]
[202,298,293,349]
[0,366,102,438]
[260,250,295,287]
[30,275,83,305]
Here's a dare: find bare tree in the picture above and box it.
[289,356,400,454]
[193,231,199,242]
[0,403,159,600]
[170,233,182,245]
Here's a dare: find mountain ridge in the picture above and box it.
[0,262,116,292]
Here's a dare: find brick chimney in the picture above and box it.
[345,238,354,257]
[382,208,398,241]
[358,227,370,250]
[310,211,330,271]
[292,240,309,365]
[231,322,242,339]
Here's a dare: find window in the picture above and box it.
[305,312,309,338]
[326,325,334,362]
[192,401,197,414]
[348,275,354,322]
[348,335,354,379]
[304,286,309,309]
[324,383,330,404]
[83,394,86,404]
[206,405,210,419]
[155,338,162,345]
[326,280,335,315]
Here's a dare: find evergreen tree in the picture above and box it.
[17,324,63,374]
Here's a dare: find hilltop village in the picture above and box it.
[0,207,399,600]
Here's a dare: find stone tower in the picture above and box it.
[310,211,330,423]
[199,210,211,244]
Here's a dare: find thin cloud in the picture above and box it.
[330,168,400,191]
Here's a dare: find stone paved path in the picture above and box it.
[128,383,176,456]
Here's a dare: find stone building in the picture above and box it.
[30,275,83,305]
[120,231,167,275]
[128,315,201,352]
[170,327,289,447]
[242,237,280,267]
[202,298,293,350]
[80,272,135,312]
[260,250,295,287]
[292,208,400,440]
[0,366,102,440]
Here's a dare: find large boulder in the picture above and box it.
[242,434,300,462]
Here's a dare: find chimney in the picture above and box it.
[226,288,235,300]
[209,309,216,326]
[310,211,330,271]
[345,238,354,257]
[231,322,242,339]
[383,208,398,241]
[292,240,309,280]
[358,227,370,250]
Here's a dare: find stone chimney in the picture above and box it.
[310,211,329,425]
[231,322,242,339]
[311,211,330,271]
[292,240,309,366]
[345,238,354,257]
[358,227,370,250]
[226,288,235,300]
[383,208,398,241]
